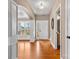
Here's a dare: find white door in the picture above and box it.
[36,20,48,40]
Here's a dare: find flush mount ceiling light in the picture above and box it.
[38,1,46,9]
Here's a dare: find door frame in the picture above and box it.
[55,4,61,59]
[65,0,70,59]
[8,0,18,59]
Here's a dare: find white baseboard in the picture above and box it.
[30,39,35,42]
[50,41,57,49]
[60,57,63,59]
[12,57,17,59]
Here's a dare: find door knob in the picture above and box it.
[67,36,70,39]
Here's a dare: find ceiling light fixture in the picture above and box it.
[39,1,45,9]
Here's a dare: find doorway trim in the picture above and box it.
[65,0,70,59]
[55,4,62,59]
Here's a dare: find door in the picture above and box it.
[36,20,48,40]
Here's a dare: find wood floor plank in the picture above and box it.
[18,40,60,59]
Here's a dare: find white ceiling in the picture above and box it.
[18,5,30,19]
[27,0,53,15]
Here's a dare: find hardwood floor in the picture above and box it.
[18,40,60,59]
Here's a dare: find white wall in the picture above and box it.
[36,20,48,39]
[35,15,49,20]
[50,0,61,49]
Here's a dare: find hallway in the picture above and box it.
[18,40,60,59]
[8,0,70,59]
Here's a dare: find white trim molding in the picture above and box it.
[50,40,57,49]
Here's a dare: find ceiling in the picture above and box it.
[18,5,30,19]
[14,0,54,18]
[27,0,53,15]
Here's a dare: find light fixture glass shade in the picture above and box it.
[38,1,45,9]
